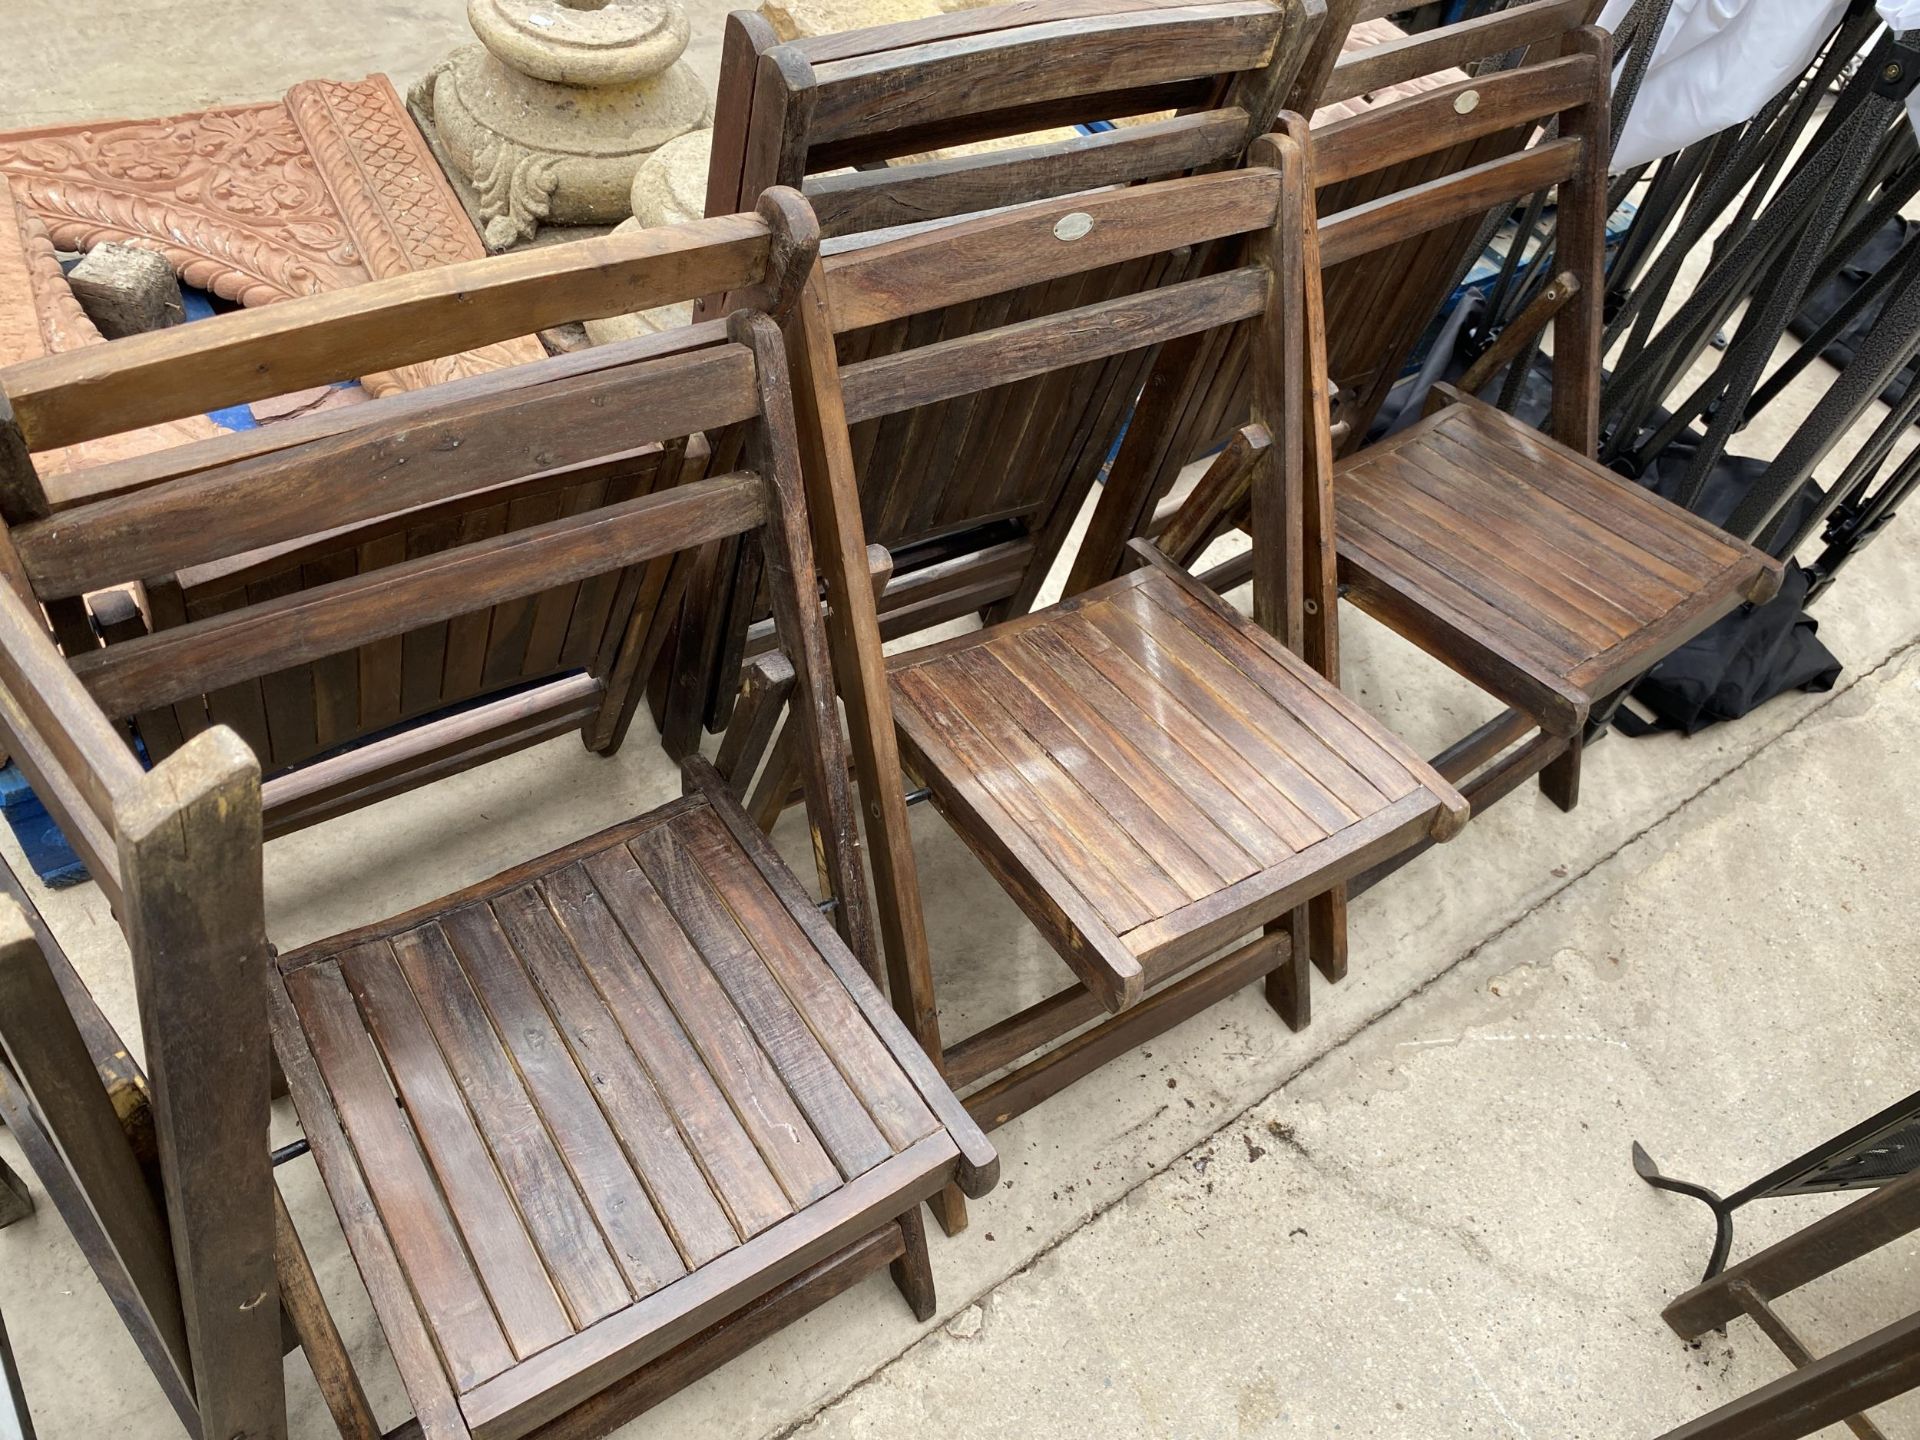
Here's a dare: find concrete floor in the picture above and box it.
[2,6,1918,1439]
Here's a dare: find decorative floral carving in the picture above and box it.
[0,180,220,475]
[472,133,561,250]
[0,77,543,395]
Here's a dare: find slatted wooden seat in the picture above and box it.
[1138,31,1782,867]
[769,143,1464,1236]
[273,763,987,1440]
[888,555,1463,1012]
[0,197,995,1440]
[1335,391,1782,737]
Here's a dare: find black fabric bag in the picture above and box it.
[1617,445,1841,734]
[1616,562,1840,735]
[1374,304,1845,736]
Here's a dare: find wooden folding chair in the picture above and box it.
[1067,0,1606,597]
[0,199,995,1440]
[669,0,1326,749]
[775,138,1466,1236]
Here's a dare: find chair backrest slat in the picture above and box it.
[841,267,1271,424]
[1319,0,1591,107]
[1311,51,1598,185]
[1318,135,1585,266]
[804,3,1286,146]
[17,343,758,600]
[69,471,766,719]
[42,318,734,514]
[1,213,776,454]
[805,108,1252,239]
[824,167,1284,330]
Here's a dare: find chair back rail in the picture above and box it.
[683,1,1322,745]
[1064,12,1607,595]
[0,211,781,465]
[0,215,880,1436]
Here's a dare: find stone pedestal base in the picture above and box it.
[420,44,709,250]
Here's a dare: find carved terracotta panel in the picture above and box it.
[0,74,544,402]
[0,180,221,476]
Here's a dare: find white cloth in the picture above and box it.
[1600,0,1853,170]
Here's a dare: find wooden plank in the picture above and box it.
[438,903,687,1299]
[268,972,473,1439]
[272,1186,384,1440]
[353,533,407,734]
[682,760,999,1199]
[1316,140,1583,268]
[673,807,940,1153]
[1121,791,1438,969]
[729,312,877,971]
[457,1135,957,1440]
[540,862,792,1240]
[806,5,1280,143]
[44,322,732,513]
[18,346,758,600]
[1313,55,1597,185]
[113,730,286,1439]
[70,473,766,717]
[626,821,893,1180]
[1081,598,1360,834]
[806,109,1248,237]
[2,215,772,450]
[489,883,742,1269]
[995,626,1280,871]
[1321,0,1591,105]
[791,0,1191,62]
[956,642,1244,896]
[894,659,1164,932]
[337,941,589,1349]
[579,843,843,1209]
[841,267,1269,425]
[823,170,1282,332]
[287,959,516,1392]
[1121,585,1398,815]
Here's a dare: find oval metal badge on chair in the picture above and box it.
[1054,212,1094,241]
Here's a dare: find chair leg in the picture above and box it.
[1262,909,1311,1032]
[1540,733,1582,812]
[1308,885,1347,984]
[0,1153,30,1229]
[928,1182,969,1239]
[273,1187,380,1440]
[890,1206,937,1322]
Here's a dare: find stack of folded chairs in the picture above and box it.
[0,4,1782,1437]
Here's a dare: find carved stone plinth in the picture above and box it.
[417,0,710,250]
[0,76,545,401]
